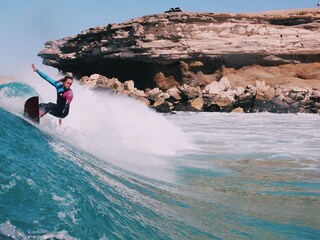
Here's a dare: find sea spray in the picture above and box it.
[44,82,191,180]
[1,80,192,180]
[0,82,37,115]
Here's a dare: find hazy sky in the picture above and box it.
[0,0,318,77]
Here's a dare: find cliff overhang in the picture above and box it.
[38,9,320,89]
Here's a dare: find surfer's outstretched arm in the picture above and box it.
[32,64,59,88]
[36,70,58,87]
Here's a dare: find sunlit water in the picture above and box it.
[0,81,319,239]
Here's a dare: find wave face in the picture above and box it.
[0,108,196,240]
[1,82,320,239]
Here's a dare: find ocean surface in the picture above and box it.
[0,81,320,240]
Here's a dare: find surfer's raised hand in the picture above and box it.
[31,64,38,72]
[59,118,62,126]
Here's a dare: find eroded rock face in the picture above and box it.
[38,9,320,90]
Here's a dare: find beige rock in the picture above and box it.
[291,87,308,93]
[153,97,165,107]
[137,97,150,106]
[89,74,100,81]
[234,87,246,97]
[147,88,163,101]
[190,61,204,67]
[152,98,171,112]
[124,80,135,92]
[204,77,230,94]
[79,76,90,84]
[133,89,146,97]
[79,75,97,88]
[189,97,204,111]
[213,96,234,107]
[113,79,124,91]
[154,72,180,90]
[167,86,181,100]
[182,84,201,98]
[232,107,244,113]
[255,81,275,101]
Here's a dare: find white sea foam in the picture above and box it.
[18,75,190,179]
[0,84,27,114]
[0,221,28,240]
[1,74,191,179]
[167,112,320,170]
[45,82,190,180]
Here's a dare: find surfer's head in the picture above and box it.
[59,76,73,89]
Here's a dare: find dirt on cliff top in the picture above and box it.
[245,8,320,17]
[224,62,320,89]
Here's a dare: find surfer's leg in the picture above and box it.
[46,103,62,118]
[39,103,48,117]
[39,102,57,118]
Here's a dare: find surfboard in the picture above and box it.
[24,96,40,124]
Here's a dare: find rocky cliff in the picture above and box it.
[38,8,320,113]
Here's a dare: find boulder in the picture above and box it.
[124,80,135,92]
[137,97,150,106]
[181,84,202,99]
[154,72,180,90]
[213,96,234,108]
[234,92,255,112]
[189,97,204,111]
[152,98,171,112]
[147,88,163,101]
[133,89,147,98]
[232,107,244,113]
[79,76,90,84]
[204,77,230,94]
[310,90,320,102]
[167,86,182,100]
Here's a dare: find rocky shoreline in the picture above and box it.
[79,62,320,113]
[37,8,320,113]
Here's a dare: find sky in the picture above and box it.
[0,0,318,78]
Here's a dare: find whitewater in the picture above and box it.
[0,78,320,239]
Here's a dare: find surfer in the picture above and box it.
[31,64,73,126]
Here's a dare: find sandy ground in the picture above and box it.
[244,8,320,16]
[225,63,320,89]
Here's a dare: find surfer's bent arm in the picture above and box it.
[36,70,60,88]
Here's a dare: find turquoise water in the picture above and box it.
[0,82,320,239]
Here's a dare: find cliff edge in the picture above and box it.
[38,8,320,113]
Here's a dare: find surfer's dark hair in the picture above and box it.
[58,76,73,83]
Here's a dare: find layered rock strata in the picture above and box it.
[38,9,320,113]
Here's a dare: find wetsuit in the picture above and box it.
[36,70,73,118]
